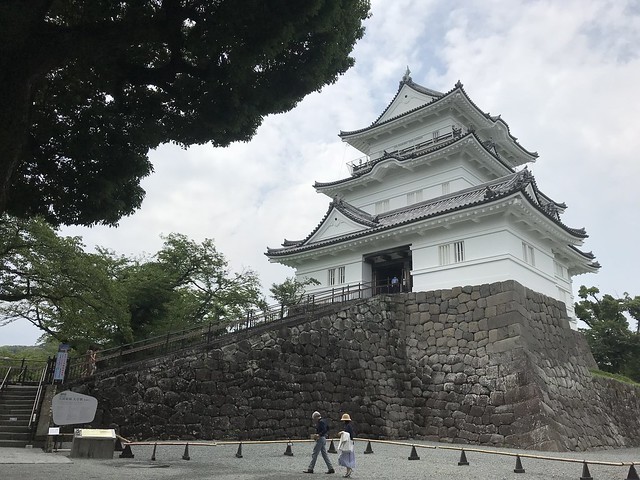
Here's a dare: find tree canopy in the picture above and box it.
[0,215,266,351]
[270,276,320,318]
[576,285,640,380]
[116,233,266,341]
[0,0,370,226]
[0,215,131,349]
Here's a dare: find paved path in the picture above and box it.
[1,440,640,480]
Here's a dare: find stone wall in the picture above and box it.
[75,281,640,451]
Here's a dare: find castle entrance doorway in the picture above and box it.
[364,245,412,295]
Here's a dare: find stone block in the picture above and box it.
[487,336,521,354]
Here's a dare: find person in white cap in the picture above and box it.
[303,411,334,474]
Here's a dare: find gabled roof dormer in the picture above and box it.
[299,199,378,247]
[374,67,444,125]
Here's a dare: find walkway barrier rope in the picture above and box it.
[119,437,637,477]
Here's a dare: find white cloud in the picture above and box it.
[4,0,640,344]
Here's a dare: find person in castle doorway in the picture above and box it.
[337,413,356,478]
[304,411,335,474]
[391,276,399,292]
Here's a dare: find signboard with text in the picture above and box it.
[52,391,98,426]
[53,343,70,382]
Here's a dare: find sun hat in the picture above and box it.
[312,411,321,419]
[341,413,351,421]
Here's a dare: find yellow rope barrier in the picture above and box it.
[436,445,626,466]
[119,436,635,467]
[361,438,436,449]
[126,439,314,447]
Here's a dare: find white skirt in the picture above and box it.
[338,450,356,469]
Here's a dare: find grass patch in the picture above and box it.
[590,369,640,386]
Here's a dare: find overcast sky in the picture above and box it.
[2,0,639,345]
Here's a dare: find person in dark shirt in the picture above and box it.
[304,411,335,474]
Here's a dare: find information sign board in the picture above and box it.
[52,391,98,425]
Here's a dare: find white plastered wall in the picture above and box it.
[410,216,577,325]
[338,158,488,214]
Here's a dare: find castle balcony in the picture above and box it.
[347,124,466,175]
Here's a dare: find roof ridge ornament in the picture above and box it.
[484,186,497,199]
[331,196,344,207]
[401,66,412,84]
[455,80,463,88]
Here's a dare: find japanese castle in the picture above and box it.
[266,71,599,324]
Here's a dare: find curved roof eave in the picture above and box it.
[339,80,538,160]
[267,180,588,258]
[314,132,513,191]
[567,244,600,263]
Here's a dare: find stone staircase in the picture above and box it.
[0,385,38,447]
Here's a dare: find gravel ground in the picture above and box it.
[1,439,640,480]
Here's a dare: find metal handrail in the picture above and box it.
[61,281,397,382]
[0,366,11,392]
[348,125,465,174]
[0,358,51,385]
[93,282,376,360]
[28,362,49,428]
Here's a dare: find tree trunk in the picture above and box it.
[0,0,54,216]
[0,64,34,215]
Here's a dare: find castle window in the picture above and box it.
[454,241,465,263]
[328,266,345,286]
[442,182,450,195]
[438,244,450,265]
[432,129,440,141]
[375,199,390,214]
[554,261,567,279]
[522,242,535,266]
[438,241,465,265]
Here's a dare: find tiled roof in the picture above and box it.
[339,79,538,159]
[569,246,595,259]
[281,239,303,247]
[267,169,588,257]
